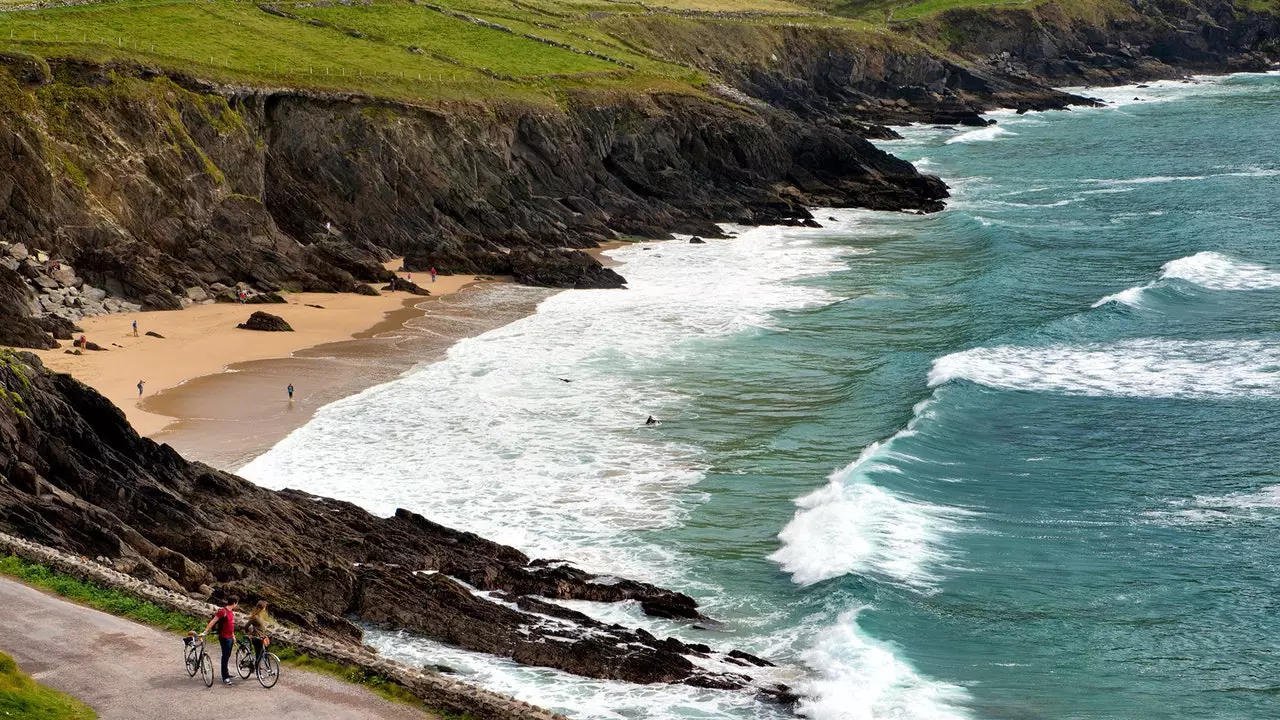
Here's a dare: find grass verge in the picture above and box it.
[0,554,467,719]
[0,650,96,720]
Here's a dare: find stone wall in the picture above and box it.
[0,530,567,720]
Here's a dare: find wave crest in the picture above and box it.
[929,339,1280,399]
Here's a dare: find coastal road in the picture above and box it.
[0,576,434,720]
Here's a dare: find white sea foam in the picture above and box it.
[1092,251,1280,307]
[1159,251,1280,290]
[366,628,789,720]
[1146,485,1280,526]
[929,339,1280,399]
[795,609,972,720]
[241,226,850,585]
[771,401,965,590]
[1092,285,1148,308]
[945,125,1014,144]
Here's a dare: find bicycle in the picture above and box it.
[183,631,215,688]
[234,634,281,688]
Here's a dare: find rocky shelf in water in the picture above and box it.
[0,350,795,703]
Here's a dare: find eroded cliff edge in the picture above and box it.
[0,51,949,346]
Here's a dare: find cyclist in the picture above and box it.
[202,596,239,685]
[245,600,270,672]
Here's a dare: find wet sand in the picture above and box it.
[146,281,554,470]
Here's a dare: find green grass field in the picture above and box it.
[0,651,96,720]
[0,0,726,104]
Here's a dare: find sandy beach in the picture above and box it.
[29,269,486,439]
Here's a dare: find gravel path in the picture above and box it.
[0,576,435,720]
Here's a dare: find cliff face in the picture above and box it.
[603,18,1100,125]
[0,52,948,344]
[904,0,1280,84]
[0,349,789,696]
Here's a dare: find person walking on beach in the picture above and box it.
[287,383,294,401]
[245,600,270,672]
[202,596,239,686]
[132,320,138,337]
[430,267,437,283]
[136,380,145,396]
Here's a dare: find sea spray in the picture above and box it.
[795,608,972,720]
[929,339,1280,399]
[241,226,850,584]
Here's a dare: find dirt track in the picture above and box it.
[0,576,434,720]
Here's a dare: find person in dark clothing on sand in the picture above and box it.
[137,380,145,396]
[132,320,138,337]
[287,383,294,401]
[202,597,239,685]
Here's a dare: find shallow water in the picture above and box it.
[242,72,1280,719]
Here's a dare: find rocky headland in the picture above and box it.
[0,349,792,700]
[0,0,1276,352]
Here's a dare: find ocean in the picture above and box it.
[240,72,1280,719]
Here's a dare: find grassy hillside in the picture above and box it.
[0,650,96,720]
[0,0,843,106]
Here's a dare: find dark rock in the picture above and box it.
[355,284,381,297]
[32,315,80,341]
[0,353,773,688]
[759,683,802,706]
[145,331,165,338]
[641,594,703,620]
[305,304,325,309]
[689,237,706,244]
[63,349,82,355]
[381,277,430,296]
[728,649,776,667]
[508,249,626,290]
[236,311,293,332]
[244,293,287,304]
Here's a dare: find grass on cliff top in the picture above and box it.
[0,0,723,106]
[0,555,459,718]
[0,650,96,720]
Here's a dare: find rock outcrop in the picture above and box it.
[236,311,293,332]
[0,351,780,691]
[0,56,949,346]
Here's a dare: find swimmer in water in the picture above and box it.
[645,415,658,426]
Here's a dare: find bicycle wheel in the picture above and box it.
[185,645,198,677]
[236,643,252,679]
[200,652,214,687]
[256,652,280,689]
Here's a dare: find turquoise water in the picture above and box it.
[244,73,1280,719]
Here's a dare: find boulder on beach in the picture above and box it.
[236,311,294,332]
[381,277,430,296]
[145,331,165,339]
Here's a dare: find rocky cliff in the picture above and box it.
[0,349,791,699]
[900,0,1280,85]
[0,50,949,349]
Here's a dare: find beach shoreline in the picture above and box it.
[26,265,538,469]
